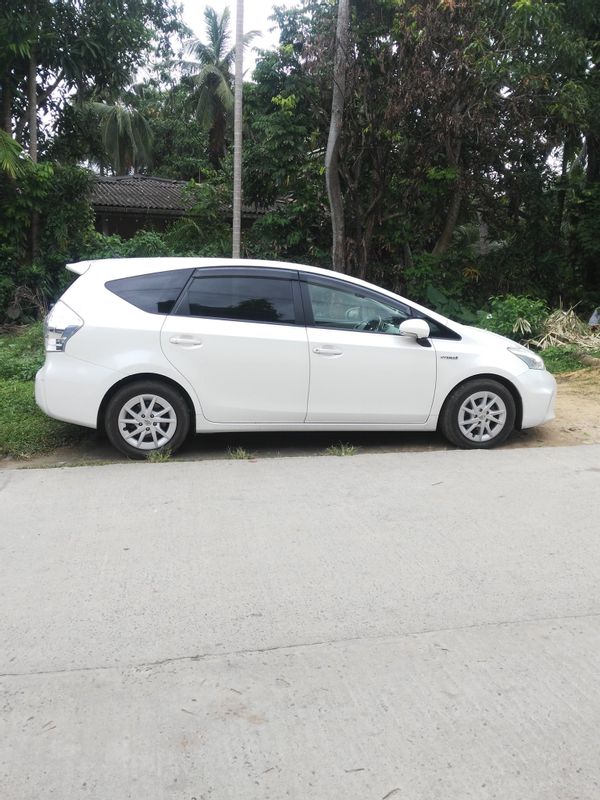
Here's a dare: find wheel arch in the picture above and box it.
[438,373,523,431]
[97,373,197,434]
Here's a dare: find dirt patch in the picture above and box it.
[2,369,599,470]
[524,368,600,447]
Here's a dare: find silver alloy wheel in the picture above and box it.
[457,390,507,443]
[117,393,177,450]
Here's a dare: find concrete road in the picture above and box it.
[1,445,600,799]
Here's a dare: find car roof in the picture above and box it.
[68,257,396,298]
[69,257,341,280]
[67,257,459,329]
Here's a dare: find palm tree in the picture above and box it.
[182,6,258,169]
[0,130,26,177]
[90,99,153,175]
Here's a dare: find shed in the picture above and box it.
[90,174,267,239]
[90,175,190,238]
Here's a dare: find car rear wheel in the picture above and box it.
[105,381,190,459]
[440,379,516,449]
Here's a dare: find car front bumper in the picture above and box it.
[518,368,557,429]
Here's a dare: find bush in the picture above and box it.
[0,378,86,457]
[0,324,88,457]
[476,295,548,341]
[540,345,585,374]
[0,162,94,322]
[82,229,175,260]
[122,230,174,257]
[424,285,478,324]
[164,178,232,256]
[0,323,45,380]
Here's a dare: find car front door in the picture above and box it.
[161,269,309,423]
[303,277,437,423]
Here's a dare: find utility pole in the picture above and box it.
[232,0,244,259]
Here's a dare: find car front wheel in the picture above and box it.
[105,380,190,459]
[440,379,516,449]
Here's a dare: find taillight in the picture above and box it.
[44,301,83,352]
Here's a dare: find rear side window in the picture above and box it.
[180,275,296,324]
[105,269,193,314]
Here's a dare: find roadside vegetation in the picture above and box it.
[325,443,358,457]
[227,446,253,460]
[146,449,172,463]
[0,325,87,458]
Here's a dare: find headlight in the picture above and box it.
[44,301,83,352]
[508,346,545,370]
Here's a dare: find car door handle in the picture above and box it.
[313,347,343,356]
[169,335,203,347]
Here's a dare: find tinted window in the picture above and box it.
[105,269,193,314]
[183,276,296,324]
[307,281,410,334]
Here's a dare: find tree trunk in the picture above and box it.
[1,75,11,133]
[28,49,38,162]
[554,143,568,247]
[432,180,462,256]
[209,108,225,170]
[232,0,244,259]
[586,130,600,185]
[356,208,376,281]
[325,0,350,272]
[27,48,40,260]
[432,134,464,256]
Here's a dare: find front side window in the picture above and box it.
[180,275,297,324]
[105,269,193,314]
[306,281,410,334]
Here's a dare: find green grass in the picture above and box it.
[0,379,86,458]
[146,449,172,463]
[227,446,253,460]
[0,325,87,458]
[541,345,600,374]
[325,442,358,457]
[0,322,45,380]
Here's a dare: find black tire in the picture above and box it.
[439,379,516,449]
[105,380,190,459]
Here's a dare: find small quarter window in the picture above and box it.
[182,276,296,324]
[105,269,193,314]
[411,310,462,340]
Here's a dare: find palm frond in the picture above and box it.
[0,130,27,178]
[190,70,233,124]
[223,30,261,70]
[214,74,234,111]
[183,38,214,66]
[193,89,215,129]
[90,101,153,174]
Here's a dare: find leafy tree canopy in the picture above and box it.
[0,0,184,148]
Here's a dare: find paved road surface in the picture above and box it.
[1,445,600,799]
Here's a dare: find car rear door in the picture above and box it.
[161,268,310,424]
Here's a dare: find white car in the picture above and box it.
[35,258,556,458]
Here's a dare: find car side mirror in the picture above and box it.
[399,319,431,341]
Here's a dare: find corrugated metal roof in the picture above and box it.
[90,174,270,218]
[90,175,189,211]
